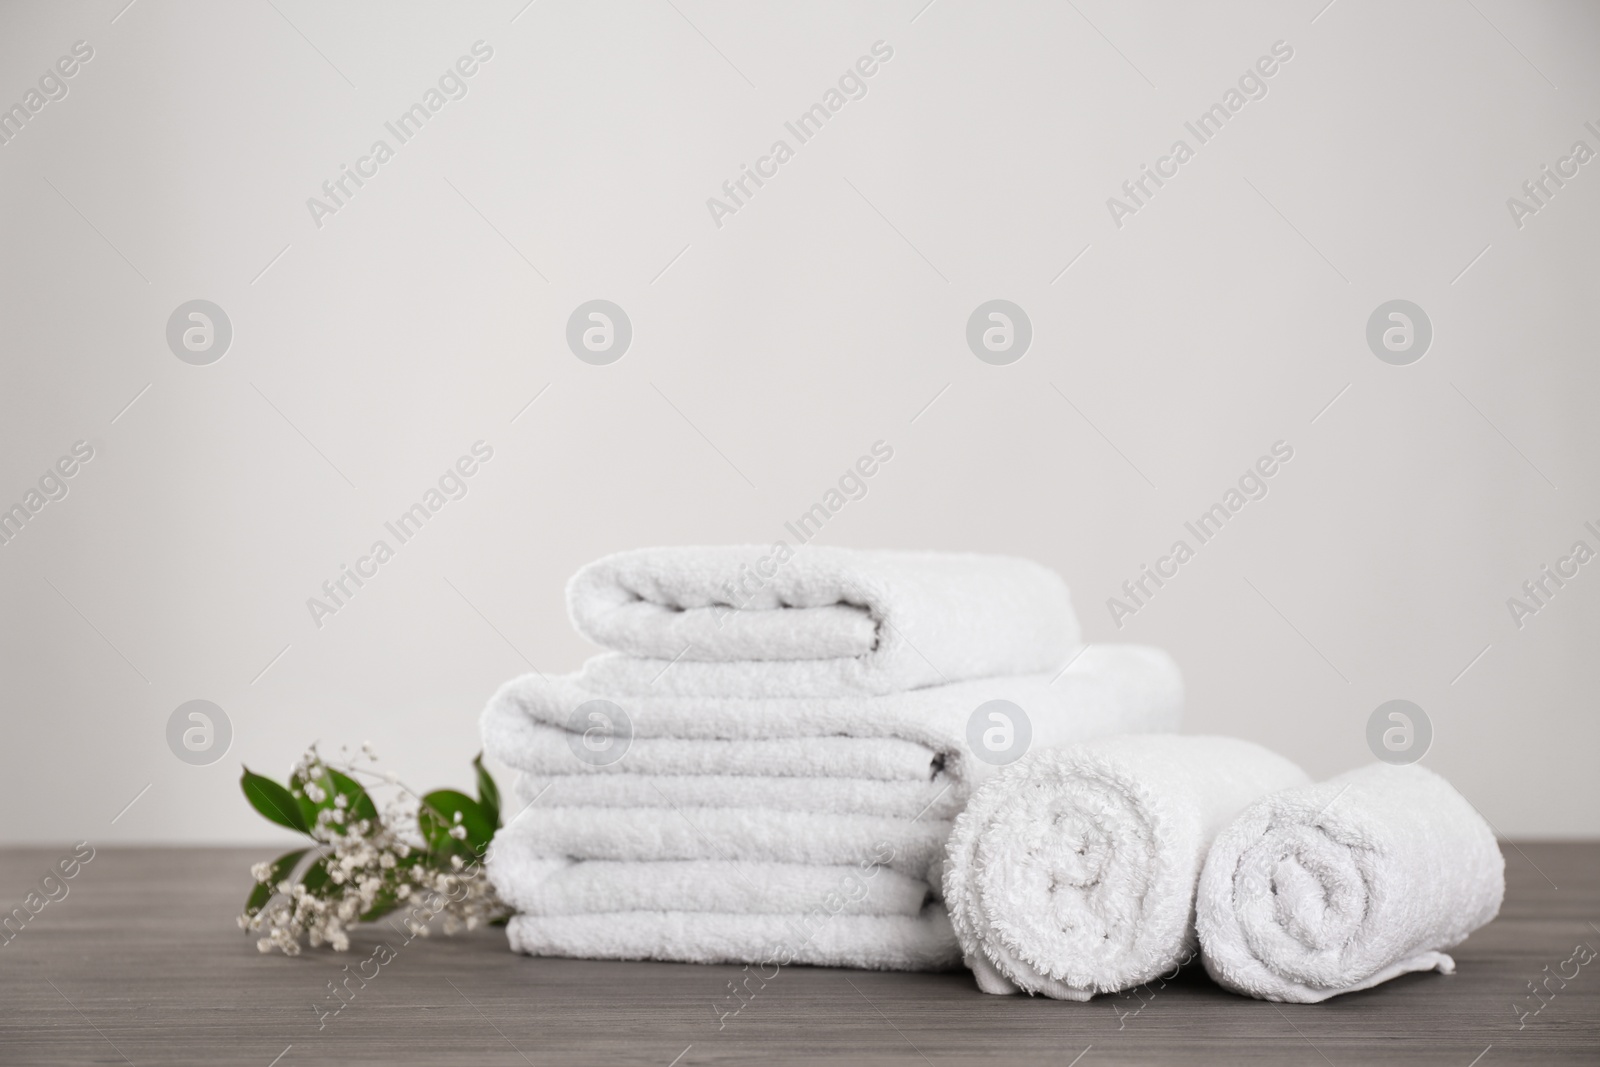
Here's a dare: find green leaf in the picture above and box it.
[419,789,493,856]
[300,855,331,893]
[243,883,271,919]
[293,785,319,832]
[244,847,310,917]
[325,767,379,823]
[473,752,501,830]
[360,888,403,922]
[241,768,311,835]
[291,764,380,832]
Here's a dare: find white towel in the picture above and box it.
[510,772,961,820]
[490,855,933,918]
[506,905,961,971]
[1196,763,1505,1003]
[943,735,1309,1000]
[494,803,951,883]
[493,725,943,782]
[481,645,1184,796]
[567,546,1079,694]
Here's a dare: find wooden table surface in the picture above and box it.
[0,844,1595,1066]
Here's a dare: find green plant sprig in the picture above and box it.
[237,744,508,954]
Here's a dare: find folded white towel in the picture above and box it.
[482,645,1184,794]
[495,803,950,883]
[510,772,961,820]
[494,725,943,782]
[506,904,961,971]
[567,546,1079,694]
[489,852,931,918]
[943,735,1309,1000]
[1196,763,1505,1003]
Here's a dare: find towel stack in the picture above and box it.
[481,546,1184,971]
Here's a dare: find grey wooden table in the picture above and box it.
[0,844,1595,1066]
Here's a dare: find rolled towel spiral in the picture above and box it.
[943,735,1309,1000]
[1196,763,1504,1003]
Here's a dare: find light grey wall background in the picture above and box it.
[1,0,1595,844]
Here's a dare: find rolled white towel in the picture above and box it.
[1196,763,1505,1003]
[567,545,1079,694]
[943,735,1308,1000]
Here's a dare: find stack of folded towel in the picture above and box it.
[481,546,1184,970]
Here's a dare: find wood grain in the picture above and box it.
[0,844,1594,1065]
